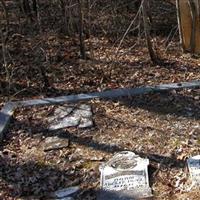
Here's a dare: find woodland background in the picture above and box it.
[0,1,200,200]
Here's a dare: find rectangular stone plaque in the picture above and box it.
[99,151,152,199]
[187,155,200,186]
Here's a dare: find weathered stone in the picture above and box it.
[49,116,80,130]
[43,136,69,151]
[78,117,93,128]
[54,105,75,118]
[187,155,200,186]
[75,104,93,118]
[54,197,74,200]
[99,151,152,200]
[48,104,93,130]
[51,186,79,198]
[0,102,15,142]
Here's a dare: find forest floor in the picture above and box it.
[1,90,200,199]
[1,0,200,199]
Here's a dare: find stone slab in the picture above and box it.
[78,117,93,128]
[99,151,152,199]
[49,116,80,130]
[49,104,93,130]
[43,136,69,151]
[187,155,200,186]
[0,102,16,141]
[50,186,79,198]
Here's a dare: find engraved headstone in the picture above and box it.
[98,151,152,200]
[187,155,200,186]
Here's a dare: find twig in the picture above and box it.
[116,4,142,53]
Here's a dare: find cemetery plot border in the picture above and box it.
[0,80,200,142]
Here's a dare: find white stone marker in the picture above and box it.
[99,151,152,199]
[187,155,200,186]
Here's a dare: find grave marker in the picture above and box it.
[99,151,152,199]
[187,155,200,186]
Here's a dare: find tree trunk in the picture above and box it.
[176,0,200,55]
[0,0,9,38]
[78,0,86,59]
[142,0,159,64]
[22,0,33,21]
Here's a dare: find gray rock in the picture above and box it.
[79,104,92,111]
[74,109,92,118]
[73,104,92,118]
[54,105,75,118]
[48,105,75,123]
[43,136,69,151]
[48,104,93,130]
[54,197,74,200]
[78,117,93,128]
[49,116,80,130]
[51,186,79,198]
[54,105,74,118]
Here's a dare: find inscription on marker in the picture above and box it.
[99,151,152,199]
[188,155,200,186]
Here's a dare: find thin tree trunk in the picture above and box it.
[176,0,185,51]
[0,0,9,39]
[188,0,196,54]
[22,0,33,22]
[85,0,91,38]
[77,0,86,59]
[32,0,37,15]
[35,0,42,33]
[142,0,159,64]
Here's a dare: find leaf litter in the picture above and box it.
[1,89,200,199]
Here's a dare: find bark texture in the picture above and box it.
[177,0,200,55]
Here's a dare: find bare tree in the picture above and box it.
[77,0,86,59]
[142,0,160,64]
[22,0,33,21]
[0,0,9,39]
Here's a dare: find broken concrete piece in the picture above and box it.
[0,102,16,141]
[51,186,79,198]
[74,104,93,118]
[43,136,69,151]
[78,117,93,128]
[49,116,80,130]
[54,105,75,118]
[54,198,74,200]
[99,151,152,199]
[48,104,93,130]
[187,155,200,186]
